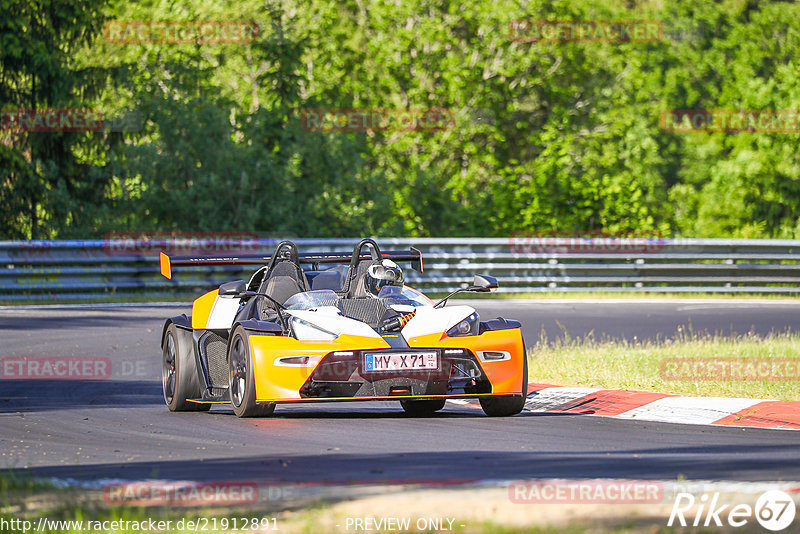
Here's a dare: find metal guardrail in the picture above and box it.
[1,238,800,301]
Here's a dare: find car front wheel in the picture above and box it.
[228,326,276,418]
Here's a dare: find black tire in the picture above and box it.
[228,326,276,418]
[162,323,210,412]
[479,351,528,417]
[400,398,446,416]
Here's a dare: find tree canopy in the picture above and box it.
[1,0,799,239]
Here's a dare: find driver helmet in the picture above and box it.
[365,259,404,297]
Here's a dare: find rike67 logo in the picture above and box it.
[669,490,796,531]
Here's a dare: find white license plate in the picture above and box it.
[364,352,438,372]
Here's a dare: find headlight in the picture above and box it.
[290,316,338,341]
[274,355,323,367]
[446,312,479,337]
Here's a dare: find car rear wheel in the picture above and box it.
[400,398,446,416]
[228,326,276,418]
[162,323,210,412]
[479,353,528,417]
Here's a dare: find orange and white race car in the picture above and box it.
[159,239,527,417]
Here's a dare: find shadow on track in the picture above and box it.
[0,380,489,418]
[0,380,163,413]
[15,443,800,484]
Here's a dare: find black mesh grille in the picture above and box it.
[299,349,492,398]
[337,298,388,327]
[200,332,229,387]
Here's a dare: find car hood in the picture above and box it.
[285,305,476,343]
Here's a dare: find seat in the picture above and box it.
[345,260,375,298]
[311,265,350,292]
[266,261,310,290]
[311,271,343,291]
[256,260,309,319]
[264,276,303,306]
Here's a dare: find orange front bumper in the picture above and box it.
[248,329,525,403]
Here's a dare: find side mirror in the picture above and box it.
[219,279,246,297]
[433,274,499,308]
[470,274,498,292]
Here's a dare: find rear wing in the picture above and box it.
[159,252,269,279]
[300,249,423,270]
[160,244,423,280]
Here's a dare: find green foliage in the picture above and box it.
[1,0,799,238]
[0,0,110,238]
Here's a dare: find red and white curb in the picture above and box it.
[451,385,800,430]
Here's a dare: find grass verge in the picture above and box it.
[0,473,606,534]
[1,474,271,534]
[0,472,684,533]
[528,330,800,401]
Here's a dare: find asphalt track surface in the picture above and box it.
[1,300,800,485]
